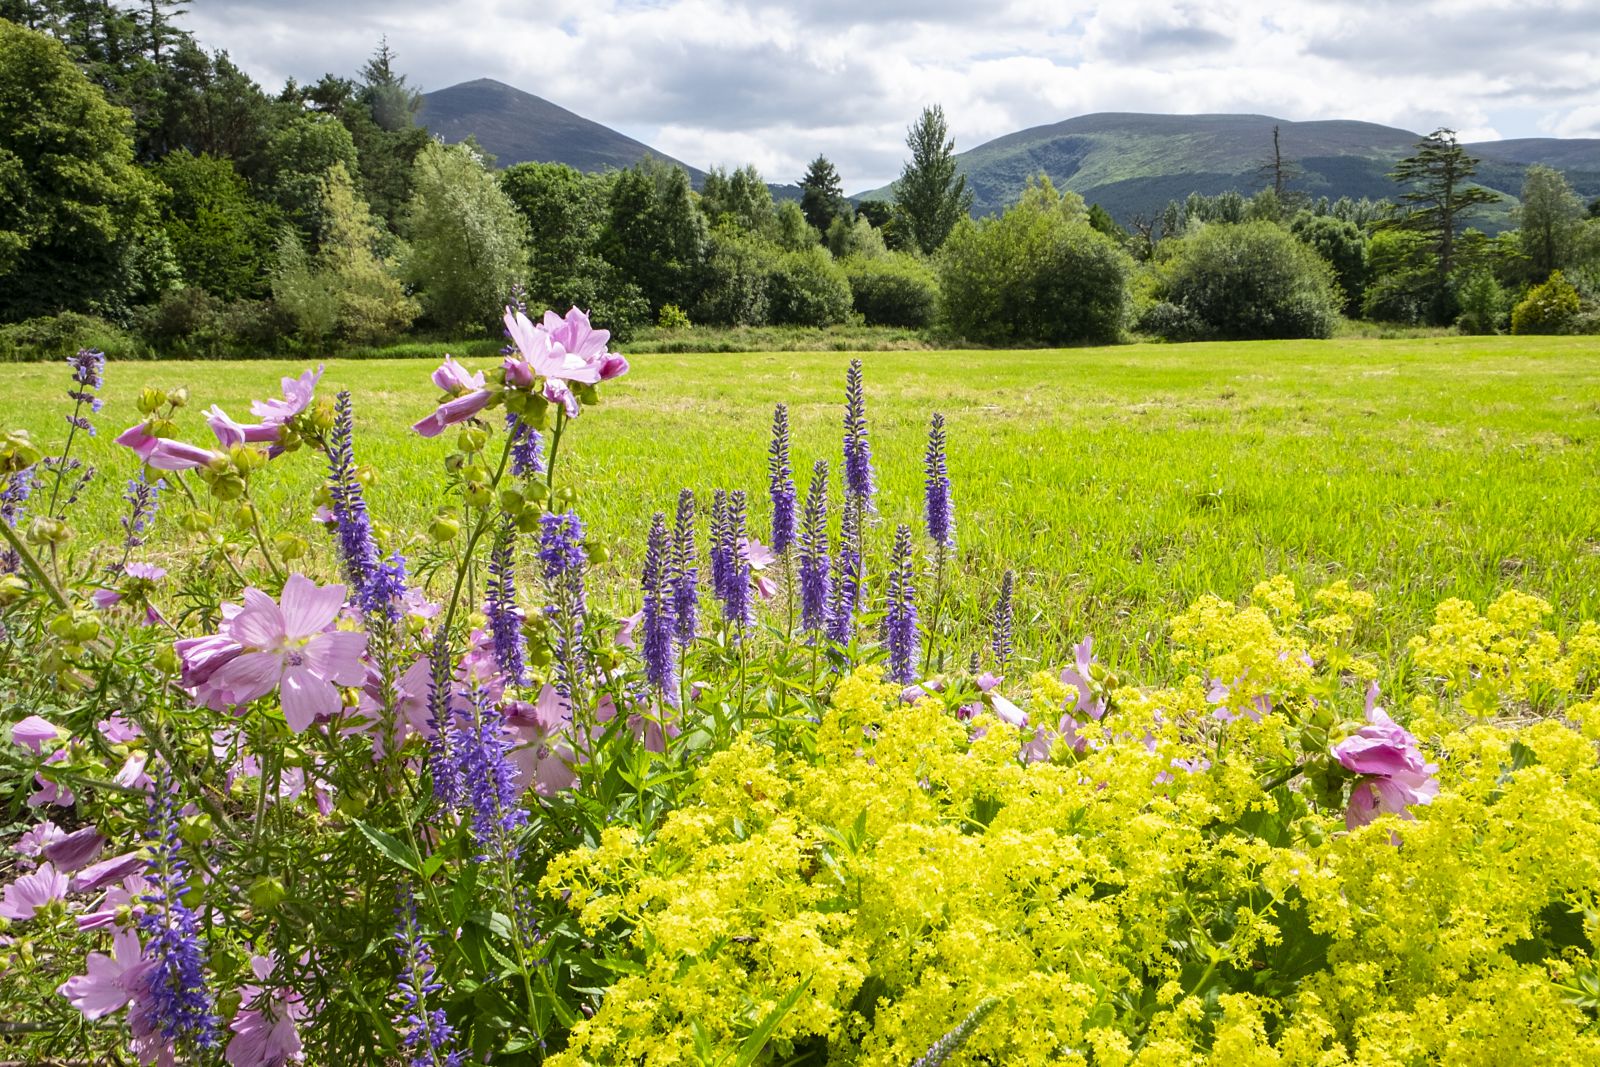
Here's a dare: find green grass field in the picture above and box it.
[3,335,1597,679]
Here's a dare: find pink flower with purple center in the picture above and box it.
[501,307,611,417]
[250,366,323,424]
[113,422,222,471]
[225,954,305,1067]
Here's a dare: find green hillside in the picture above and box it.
[855,113,1600,227]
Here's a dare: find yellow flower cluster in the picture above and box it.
[542,582,1600,1065]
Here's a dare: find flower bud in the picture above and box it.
[587,542,610,564]
[180,509,215,532]
[576,383,600,406]
[428,513,461,542]
[457,426,489,455]
[249,876,287,912]
[525,481,549,502]
[230,445,267,473]
[525,395,551,430]
[179,813,213,847]
[136,387,168,414]
[355,464,378,488]
[153,645,181,674]
[499,488,525,514]
[514,509,542,533]
[464,482,492,508]
[26,516,71,546]
[166,386,189,409]
[147,417,180,439]
[0,574,28,605]
[209,473,246,502]
[276,533,309,561]
[72,614,102,643]
[2,430,43,472]
[232,504,257,531]
[277,426,302,453]
[310,399,337,432]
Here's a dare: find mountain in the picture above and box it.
[854,113,1600,227]
[417,78,706,182]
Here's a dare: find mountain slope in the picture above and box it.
[855,113,1600,226]
[417,78,705,181]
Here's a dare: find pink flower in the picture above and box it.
[542,307,628,381]
[742,537,779,601]
[413,357,491,437]
[1333,684,1440,829]
[14,820,65,858]
[502,307,605,417]
[1058,636,1107,721]
[29,749,73,808]
[113,423,221,471]
[11,714,63,753]
[225,954,305,1067]
[58,928,153,1019]
[504,685,577,796]
[205,406,281,449]
[98,714,142,744]
[190,575,367,731]
[0,861,68,920]
[42,826,105,872]
[250,367,323,423]
[614,611,643,649]
[351,656,434,757]
[71,853,147,896]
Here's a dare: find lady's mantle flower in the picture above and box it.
[1332,684,1440,829]
[175,574,367,730]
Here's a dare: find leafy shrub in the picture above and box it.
[1455,269,1506,335]
[694,230,773,327]
[134,286,225,355]
[765,245,853,327]
[0,311,141,362]
[1511,270,1582,335]
[656,303,691,330]
[938,179,1132,345]
[843,252,938,327]
[1289,213,1368,312]
[1135,300,1203,341]
[1153,221,1343,340]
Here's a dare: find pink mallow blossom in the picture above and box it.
[250,367,323,424]
[226,954,305,1067]
[1332,684,1440,829]
[58,928,153,1018]
[113,422,221,471]
[11,714,63,752]
[177,575,367,731]
[501,307,613,416]
[0,862,68,920]
[412,356,492,437]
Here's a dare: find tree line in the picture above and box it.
[2,7,1598,359]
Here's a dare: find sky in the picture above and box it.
[184,0,1600,192]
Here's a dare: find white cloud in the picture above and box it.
[180,0,1600,190]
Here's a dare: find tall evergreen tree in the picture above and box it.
[892,105,972,255]
[798,154,847,234]
[1386,128,1500,278]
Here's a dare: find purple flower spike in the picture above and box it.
[924,412,954,549]
[668,489,699,650]
[768,403,797,555]
[641,512,678,701]
[884,523,919,684]
[825,495,863,647]
[991,570,1015,673]
[134,787,219,1052]
[798,460,831,635]
[842,359,874,505]
[721,491,753,631]
[486,518,527,686]
[394,888,464,1067]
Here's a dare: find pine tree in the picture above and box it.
[892,105,972,255]
[1387,128,1500,277]
[798,154,847,234]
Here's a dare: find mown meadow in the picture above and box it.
[1,334,1595,681]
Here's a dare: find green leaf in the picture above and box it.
[734,976,812,1067]
[352,819,422,875]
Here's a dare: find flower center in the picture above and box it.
[285,650,306,668]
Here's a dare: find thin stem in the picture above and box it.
[44,395,85,518]
[241,481,284,583]
[0,517,70,612]
[545,408,567,498]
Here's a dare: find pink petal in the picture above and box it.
[208,651,286,707]
[11,714,63,753]
[279,574,346,639]
[303,630,368,685]
[230,589,287,649]
[280,667,338,732]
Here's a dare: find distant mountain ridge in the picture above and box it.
[417,83,1600,228]
[417,78,707,181]
[853,113,1600,227]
